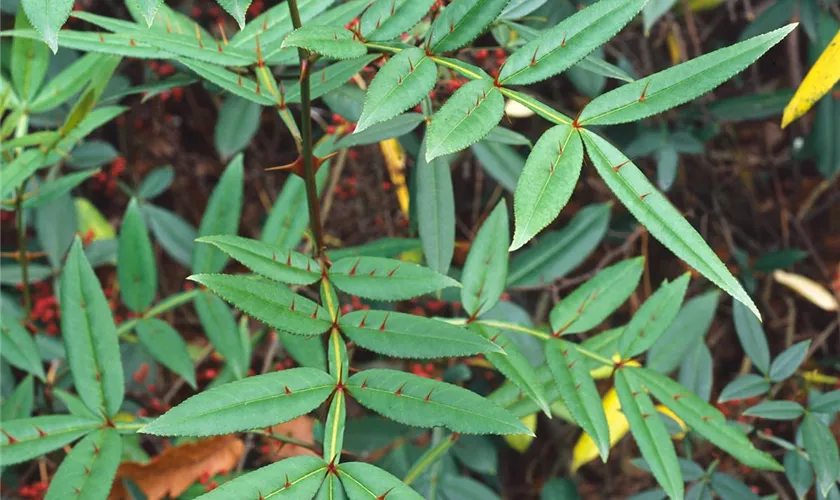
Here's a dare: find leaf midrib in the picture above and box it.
[266,466,328,498]
[579,43,766,124]
[363,52,431,128]
[498,0,631,84]
[150,384,334,430]
[517,127,576,244]
[431,0,490,52]
[428,83,497,159]
[350,384,522,431]
[340,321,494,351]
[582,132,734,294]
[1,421,98,448]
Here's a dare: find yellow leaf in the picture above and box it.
[773,270,839,311]
[666,32,682,65]
[572,388,627,472]
[504,414,537,453]
[655,404,687,439]
[397,248,424,264]
[685,0,723,12]
[75,198,116,240]
[802,369,839,386]
[571,386,685,472]
[782,28,840,128]
[379,138,409,215]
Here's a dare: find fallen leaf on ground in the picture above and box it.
[109,435,244,500]
[773,270,839,311]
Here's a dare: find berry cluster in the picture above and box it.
[91,157,127,195]
[28,282,59,335]
[17,481,48,499]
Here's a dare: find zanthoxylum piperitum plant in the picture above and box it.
[0,0,821,498]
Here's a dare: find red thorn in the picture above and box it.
[84,466,90,475]
[387,266,399,277]
[390,0,396,15]
[377,488,395,500]
[92,443,100,455]
[98,33,105,43]
[129,38,137,47]
[424,389,433,402]
[394,383,406,396]
[311,304,320,319]
[256,34,264,67]
[408,57,415,73]
[561,34,567,47]
[361,378,368,388]
[359,312,369,328]
[34,426,47,438]
[530,44,539,66]
[567,359,578,370]
[639,80,650,102]
[237,73,243,87]
[1,429,17,444]
[378,312,390,331]
[286,251,292,266]
[349,258,361,276]
[217,41,224,53]
[640,193,651,200]
[284,474,291,489]
[642,413,652,419]
[449,19,454,33]
[284,385,293,395]
[612,160,629,173]
[289,297,296,312]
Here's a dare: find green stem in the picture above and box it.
[287,0,325,259]
[403,432,457,486]
[15,186,31,315]
[475,319,615,366]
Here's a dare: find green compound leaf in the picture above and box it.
[328,256,461,301]
[197,456,328,499]
[315,472,346,500]
[347,369,532,435]
[190,274,333,336]
[718,374,770,403]
[360,0,436,42]
[646,290,719,374]
[742,400,804,420]
[614,368,684,500]
[461,200,510,318]
[498,0,647,85]
[732,299,771,376]
[810,390,840,414]
[60,238,124,419]
[549,257,644,335]
[44,428,121,500]
[2,375,34,421]
[357,47,437,132]
[0,414,100,466]
[577,24,796,125]
[180,59,275,106]
[118,198,157,313]
[0,315,45,381]
[141,368,336,436]
[339,310,501,359]
[133,0,164,26]
[338,462,424,500]
[428,0,510,53]
[546,338,611,460]
[193,155,244,274]
[802,413,840,497]
[507,203,610,288]
[632,366,784,471]
[282,26,367,59]
[2,28,164,59]
[416,137,455,276]
[336,113,425,148]
[511,124,583,251]
[135,318,197,389]
[216,0,252,29]
[323,389,346,464]
[194,290,247,379]
[471,324,550,416]
[619,273,690,358]
[768,340,810,382]
[196,235,321,286]
[20,0,74,53]
[581,130,759,320]
[125,29,256,66]
[426,78,504,162]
